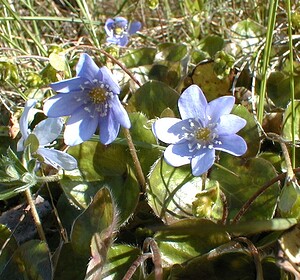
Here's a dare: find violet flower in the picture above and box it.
[43,53,131,146]
[152,85,247,176]
[17,99,77,171]
[105,17,141,47]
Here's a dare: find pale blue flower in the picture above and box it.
[17,99,77,170]
[43,53,131,146]
[152,85,247,176]
[105,17,141,47]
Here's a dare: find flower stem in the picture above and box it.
[22,155,47,242]
[123,128,146,193]
[24,188,47,242]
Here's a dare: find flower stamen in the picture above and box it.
[89,87,107,104]
[114,26,126,36]
[195,127,211,142]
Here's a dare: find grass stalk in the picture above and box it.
[0,0,47,55]
[257,0,279,124]
[286,0,296,168]
[75,0,100,48]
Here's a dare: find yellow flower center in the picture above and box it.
[89,87,107,104]
[195,127,211,142]
[114,27,124,36]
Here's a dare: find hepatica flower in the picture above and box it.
[17,99,77,171]
[152,85,247,176]
[44,53,131,146]
[105,17,141,47]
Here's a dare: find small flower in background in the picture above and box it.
[44,53,131,146]
[105,17,141,47]
[152,85,247,176]
[17,99,77,171]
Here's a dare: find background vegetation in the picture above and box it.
[1,0,300,279]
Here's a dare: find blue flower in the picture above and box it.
[105,17,141,47]
[17,99,78,171]
[152,85,247,176]
[43,53,131,146]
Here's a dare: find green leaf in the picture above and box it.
[198,35,224,57]
[231,105,261,157]
[278,180,300,219]
[282,100,300,141]
[230,19,265,53]
[182,61,232,101]
[71,188,116,257]
[102,244,142,280]
[210,156,280,221]
[6,147,27,175]
[148,158,200,224]
[49,52,67,71]
[148,64,182,88]
[128,80,179,118]
[155,217,296,236]
[267,71,290,108]
[120,47,157,68]
[61,167,139,224]
[68,142,127,179]
[279,223,300,264]
[192,184,223,220]
[156,43,188,62]
[0,240,52,280]
[126,112,161,174]
[169,248,280,280]
[53,243,87,280]
[0,224,18,274]
[155,219,230,266]
[85,205,120,279]
[24,133,39,153]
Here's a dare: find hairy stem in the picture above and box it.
[24,188,47,242]
[123,128,146,193]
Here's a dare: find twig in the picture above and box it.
[71,45,142,87]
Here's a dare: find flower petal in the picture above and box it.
[216,114,246,135]
[110,98,131,129]
[164,143,192,167]
[104,18,115,36]
[64,107,99,146]
[118,36,129,47]
[114,17,128,28]
[19,99,37,139]
[152,118,189,144]
[43,91,87,118]
[50,76,87,93]
[17,138,25,152]
[99,111,120,145]
[128,21,141,34]
[207,96,235,123]
[76,53,100,81]
[215,134,247,156]
[37,148,77,170]
[33,117,63,146]
[98,67,120,94]
[191,148,215,176]
[106,36,119,44]
[178,85,207,121]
